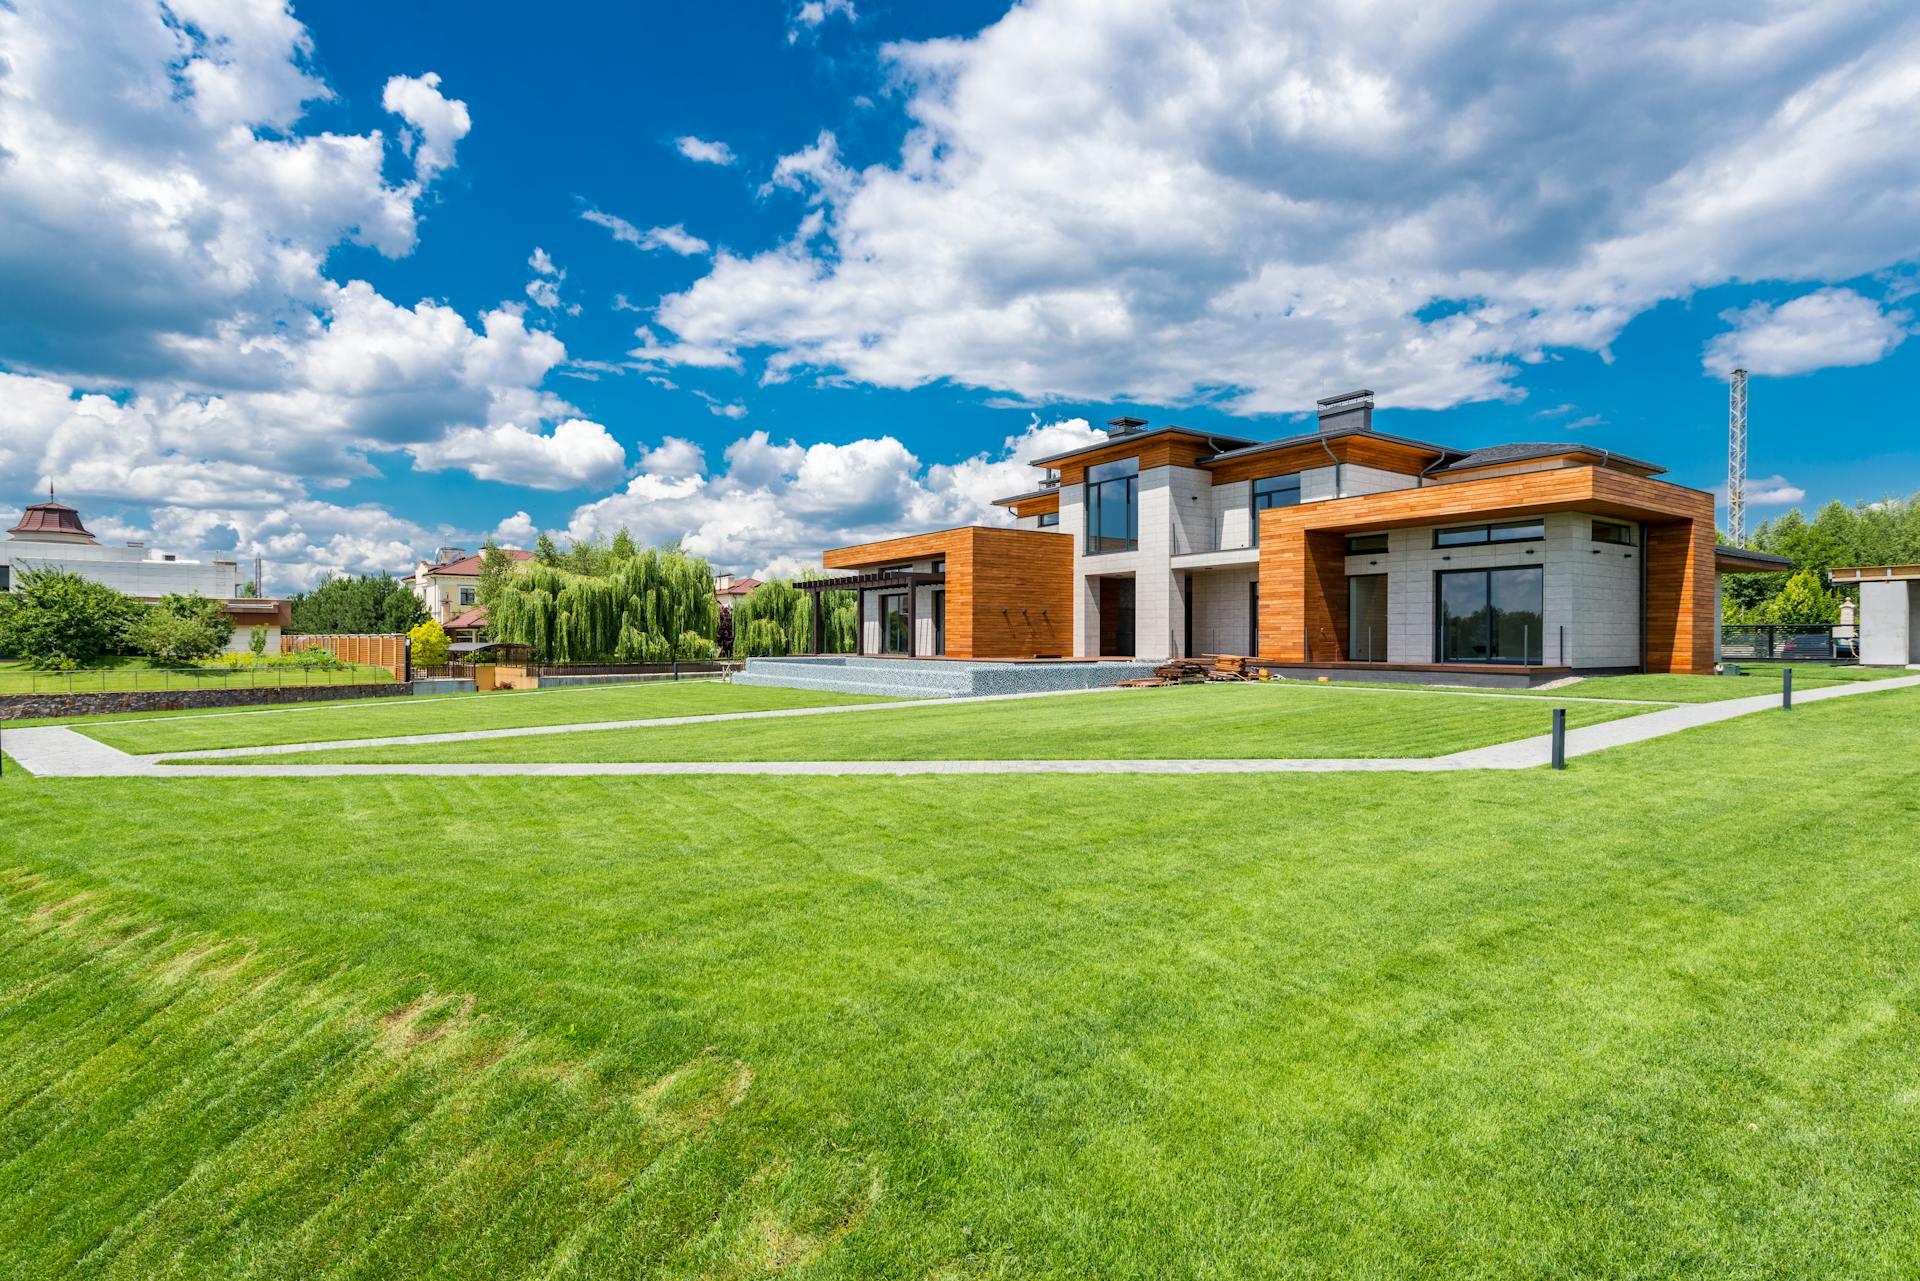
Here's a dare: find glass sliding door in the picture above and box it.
[880,592,910,654]
[1348,574,1388,661]
[1436,567,1542,664]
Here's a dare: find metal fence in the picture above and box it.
[1720,624,1858,662]
[8,665,400,694]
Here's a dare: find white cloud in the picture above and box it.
[1702,288,1912,377]
[675,136,737,166]
[693,391,749,419]
[524,246,579,313]
[409,418,628,490]
[565,415,1101,574]
[1749,475,1808,506]
[789,0,856,42]
[492,510,538,544]
[644,0,1920,414]
[381,71,471,182]
[0,2,620,592]
[581,208,711,256]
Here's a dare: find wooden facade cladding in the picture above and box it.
[822,526,1073,658]
[1203,434,1441,486]
[1048,433,1223,486]
[1007,492,1059,519]
[1255,467,1718,673]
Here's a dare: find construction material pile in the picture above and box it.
[1117,655,1255,688]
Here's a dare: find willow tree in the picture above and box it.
[730,575,855,656]
[490,548,719,663]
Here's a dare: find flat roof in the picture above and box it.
[1830,563,1920,582]
[1434,442,1666,477]
[1025,424,1261,467]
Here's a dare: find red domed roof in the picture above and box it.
[8,498,96,542]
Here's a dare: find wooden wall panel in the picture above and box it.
[1050,433,1220,486]
[1207,435,1438,486]
[819,526,1071,658]
[964,527,1074,658]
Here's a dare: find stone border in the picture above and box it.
[0,681,406,721]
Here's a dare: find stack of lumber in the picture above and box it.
[1210,654,1250,679]
[1153,658,1212,684]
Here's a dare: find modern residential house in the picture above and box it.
[408,547,535,628]
[817,391,1780,678]
[2,494,290,652]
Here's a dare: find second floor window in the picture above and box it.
[1250,473,1302,543]
[1038,511,1059,527]
[459,586,477,606]
[1085,456,1138,553]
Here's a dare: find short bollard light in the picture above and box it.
[1783,667,1793,711]
[1551,707,1567,770]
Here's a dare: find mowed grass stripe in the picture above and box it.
[0,871,877,1280]
[8,689,1920,1275]
[220,682,1652,764]
[80,680,896,755]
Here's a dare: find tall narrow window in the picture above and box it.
[1251,473,1302,545]
[1085,457,1139,553]
[881,593,910,654]
[1348,574,1388,661]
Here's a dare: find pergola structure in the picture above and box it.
[795,570,946,656]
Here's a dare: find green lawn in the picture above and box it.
[78,679,895,755]
[3,686,1920,1276]
[196,682,1651,765]
[1330,665,1909,704]
[0,656,396,694]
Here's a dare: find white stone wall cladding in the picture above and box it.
[1210,479,1253,551]
[1858,580,1914,665]
[1568,522,1642,668]
[1342,464,1421,497]
[1299,465,1340,503]
[1186,567,1258,656]
[860,589,881,654]
[1169,466,1214,556]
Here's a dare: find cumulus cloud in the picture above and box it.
[644,0,1920,413]
[0,1,613,591]
[524,246,579,313]
[1702,288,1912,377]
[381,71,472,182]
[565,416,1102,574]
[675,135,737,166]
[492,510,538,545]
[409,418,628,490]
[1741,475,1809,506]
[582,208,711,256]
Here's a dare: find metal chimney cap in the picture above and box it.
[1105,416,1149,433]
[1316,389,1374,407]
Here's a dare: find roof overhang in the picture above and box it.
[1027,425,1259,468]
[1829,563,1920,583]
[1200,426,1457,467]
[796,571,946,593]
[1715,547,1795,574]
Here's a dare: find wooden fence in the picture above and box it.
[282,633,408,680]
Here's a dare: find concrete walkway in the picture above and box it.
[4,673,1914,779]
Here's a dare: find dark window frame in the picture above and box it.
[1250,473,1303,546]
[878,591,910,654]
[1592,520,1634,546]
[1434,565,1545,665]
[1346,532,1390,554]
[1037,511,1060,528]
[1433,520,1545,548]
[1085,456,1140,554]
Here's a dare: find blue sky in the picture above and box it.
[2,0,1917,590]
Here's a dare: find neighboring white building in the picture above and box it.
[2,496,289,652]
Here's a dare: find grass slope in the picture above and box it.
[5,686,1919,1276]
[203,682,1651,765]
[0,657,396,694]
[79,680,895,755]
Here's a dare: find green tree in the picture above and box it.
[609,527,639,563]
[490,547,719,663]
[156,593,236,651]
[408,618,452,666]
[533,531,562,566]
[126,606,226,662]
[287,574,426,634]
[1766,569,1843,624]
[475,541,518,614]
[0,569,140,666]
[728,574,855,657]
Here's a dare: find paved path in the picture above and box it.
[4,673,1914,779]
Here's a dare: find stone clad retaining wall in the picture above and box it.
[0,682,406,721]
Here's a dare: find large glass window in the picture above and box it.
[1085,456,1139,553]
[1349,574,1388,661]
[1435,520,1544,547]
[881,592,910,653]
[1437,567,1543,664]
[1250,474,1302,546]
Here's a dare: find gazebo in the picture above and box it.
[795,569,946,656]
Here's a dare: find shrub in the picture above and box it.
[673,630,718,662]
[1,569,140,666]
[126,607,225,663]
[408,618,451,667]
[249,626,268,657]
